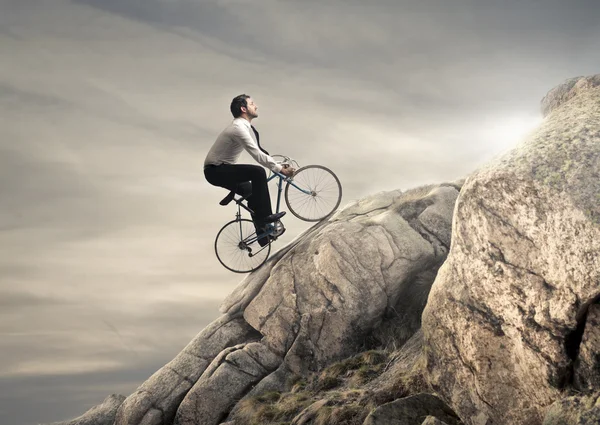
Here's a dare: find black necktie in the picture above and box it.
[251,125,270,155]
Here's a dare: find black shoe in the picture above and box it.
[257,224,274,247]
[258,236,272,247]
[258,226,285,247]
[258,233,275,247]
[264,211,286,223]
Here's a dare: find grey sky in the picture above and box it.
[1,0,599,424]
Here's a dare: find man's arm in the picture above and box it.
[233,125,283,173]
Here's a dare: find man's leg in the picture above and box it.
[204,164,273,229]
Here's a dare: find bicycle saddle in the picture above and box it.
[219,182,252,206]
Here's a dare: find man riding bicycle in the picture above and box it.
[204,94,295,246]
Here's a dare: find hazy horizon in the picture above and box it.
[2,1,599,424]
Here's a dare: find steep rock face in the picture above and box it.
[543,392,600,425]
[175,342,281,425]
[422,75,600,425]
[574,303,600,390]
[363,393,461,425]
[178,183,458,425]
[46,182,459,425]
[541,75,600,117]
[114,316,260,425]
[222,184,459,379]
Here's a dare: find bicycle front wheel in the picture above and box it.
[215,219,271,273]
[284,165,342,222]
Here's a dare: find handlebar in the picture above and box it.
[272,154,300,169]
[269,154,299,180]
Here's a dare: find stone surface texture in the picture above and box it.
[421,416,450,425]
[114,315,260,425]
[363,393,461,425]
[48,394,125,425]
[422,75,600,425]
[223,184,459,378]
[543,392,600,425]
[62,182,457,425]
[541,74,600,117]
[290,399,331,425]
[361,330,429,407]
[175,342,281,425]
[574,303,600,391]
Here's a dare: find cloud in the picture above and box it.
[0,295,224,425]
[70,0,600,99]
[0,290,70,309]
[0,366,162,424]
[1,1,599,424]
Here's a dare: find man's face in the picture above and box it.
[244,98,258,118]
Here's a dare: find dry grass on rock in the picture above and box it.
[232,350,391,425]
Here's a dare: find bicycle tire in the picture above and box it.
[214,219,271,273]
[284,165,342,222]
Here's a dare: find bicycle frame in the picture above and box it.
[229,171,309,254]
[231,211,271,256]
[230,171,310,219]
[215,161,342,272]
[267,171,312,214]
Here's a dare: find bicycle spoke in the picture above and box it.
[285,165,342,222]
[215,219,270,273]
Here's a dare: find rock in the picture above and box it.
[290,399,331,425]
[114,315,260,425]
[541,74,600,117]
[362,330,429,407]
[372,266,442,350]
[421,416,450,425]
[223,184,459,376]
[362,393,461,425]
[47,394,125,425]
[48,183,459,425]
[422,74,600,424]
[543,392,600,425]
[574,303,600,391]
[223,362,294,422]
[175,342,282,425]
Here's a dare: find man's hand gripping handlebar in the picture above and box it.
[272,155,297,178]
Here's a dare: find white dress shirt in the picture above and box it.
[204,118,282,173]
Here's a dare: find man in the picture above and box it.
[204,94,295,246]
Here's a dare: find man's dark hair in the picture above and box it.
[230,94,250,118]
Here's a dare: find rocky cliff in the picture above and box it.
[48,74,600,425]
[422,74,600,425]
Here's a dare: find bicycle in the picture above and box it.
[214,156,342,273]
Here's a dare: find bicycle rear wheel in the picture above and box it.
[284,165,342,222]
[215,219,271,273]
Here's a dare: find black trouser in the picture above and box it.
[204,164,273,230]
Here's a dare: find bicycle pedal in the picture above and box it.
[271,220,285,237]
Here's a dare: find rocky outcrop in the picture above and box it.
[421,416,451,425]
[541,74,600,117]
[114,316,260,425]
[49,182,457,425]
[574,303,600,391]
[422,75,600,425]
[222,184,459,383]
[543,392,600,425]
[290,399,330,425]
[363,393,461,425]
[175,342,281,425]
[49,394,125,425]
